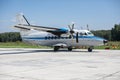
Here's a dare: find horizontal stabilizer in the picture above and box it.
[14,25,30,30]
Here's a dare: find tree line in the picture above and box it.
[91,30,111,40]
[0,32,22,42]
[111,24,120,41]
[0,24,120,42]
[92,24,120,41]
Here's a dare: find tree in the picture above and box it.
[111,24,120,41]
[91,30,111,41]
[0,32,22,42]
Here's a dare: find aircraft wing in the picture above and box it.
[14,14,68,36]
[14,24,68,36]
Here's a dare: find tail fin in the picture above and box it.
[16,13,30,25]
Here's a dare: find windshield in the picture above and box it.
[79,32,87,36]
[87,32,94,36]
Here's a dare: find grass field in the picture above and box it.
[94,41,120,50]
[0,41,120,50]
[0,41,50,48]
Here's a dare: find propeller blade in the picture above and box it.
[68,23,75,40]
[68,25,72,30]
[72,23,74,30]
[76,32,79,43]
[87,24,89,31]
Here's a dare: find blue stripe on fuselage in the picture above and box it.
[77,36,105,41]
[22,36,105,41]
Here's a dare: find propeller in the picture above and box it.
[68,23,79,43]
[68,23,75,38]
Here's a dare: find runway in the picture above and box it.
[0,48,120,80]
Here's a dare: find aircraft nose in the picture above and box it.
[103,40,108,45]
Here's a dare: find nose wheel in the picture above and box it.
[88,47,92,52]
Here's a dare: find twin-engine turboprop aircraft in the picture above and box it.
[14,14,107,52]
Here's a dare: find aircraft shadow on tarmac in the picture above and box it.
[0,49,97,55]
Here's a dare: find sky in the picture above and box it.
[0,0,120,32]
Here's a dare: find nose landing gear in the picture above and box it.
[88,46,93,52]
[88,48,92,52]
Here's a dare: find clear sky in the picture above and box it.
[0,0,120,32]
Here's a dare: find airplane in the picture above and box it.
[14,14,108,52]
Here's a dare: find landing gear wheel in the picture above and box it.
[88,48,92,52]
[54,46,59,51]
[68,46,72,51]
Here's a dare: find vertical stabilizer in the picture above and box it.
[16,13,30,25]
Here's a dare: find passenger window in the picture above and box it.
[48,36,50,39]
[55,36,57,39]
[45,37,47,40]
[80,33,83,36]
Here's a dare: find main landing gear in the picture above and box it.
[68,46,72,51]
[54,46,73,51]
[54,46,93,52]
[54,46,60,51]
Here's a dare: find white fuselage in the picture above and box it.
[20,29,105,48]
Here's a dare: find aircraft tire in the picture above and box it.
[88,47,92,52]
[54,46,59,51]
[68,46,72,51]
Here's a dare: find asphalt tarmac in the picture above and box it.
[0,48,120,80]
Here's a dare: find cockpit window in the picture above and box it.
[87,32,92,34]
[79,32,87,35]
[79,31,94,36]
[87,32,94,36]
[80,33,83,35]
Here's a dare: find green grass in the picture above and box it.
[94,41,120,50]
[0,41,120,50]
[0,41,50,48]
